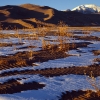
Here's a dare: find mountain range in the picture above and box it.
[72,4,100,14]
[0,3,100,29]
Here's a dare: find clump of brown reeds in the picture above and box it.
[84,70,100,97]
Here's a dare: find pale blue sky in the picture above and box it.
[0,0,100,10]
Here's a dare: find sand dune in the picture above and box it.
[0,3,100,29]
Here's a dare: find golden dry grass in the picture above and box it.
[60,90,100,100]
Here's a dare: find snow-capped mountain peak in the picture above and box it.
[72,4,100,14]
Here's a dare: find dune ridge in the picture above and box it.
[0,3,100,29]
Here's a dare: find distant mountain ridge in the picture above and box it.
[0,3,100,29]
[72,4,100,14]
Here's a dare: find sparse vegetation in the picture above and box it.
[0,21,100,99]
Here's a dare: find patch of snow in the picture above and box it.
[1,29,38,34]
[0,74,100,100]
[33,48,100,70]
[91,32,100,37]
[0,38,42,55]
[0,66,35,74]
[89,41,100,50]
[0,75,32,84]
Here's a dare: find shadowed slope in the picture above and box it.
[0,4,56,29]
[0,4,100,29]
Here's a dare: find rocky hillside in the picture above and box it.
[0,3,100,29]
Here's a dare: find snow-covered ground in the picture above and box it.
[0,31,100,73]
[33,48,100,70]
[0,66,34,74]
[0,29,38,34]
[0,74,100,100]
[0,31,100,68]
[0,30,99,56]
[0,30,100,100]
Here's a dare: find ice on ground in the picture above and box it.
[0,74,100,100]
